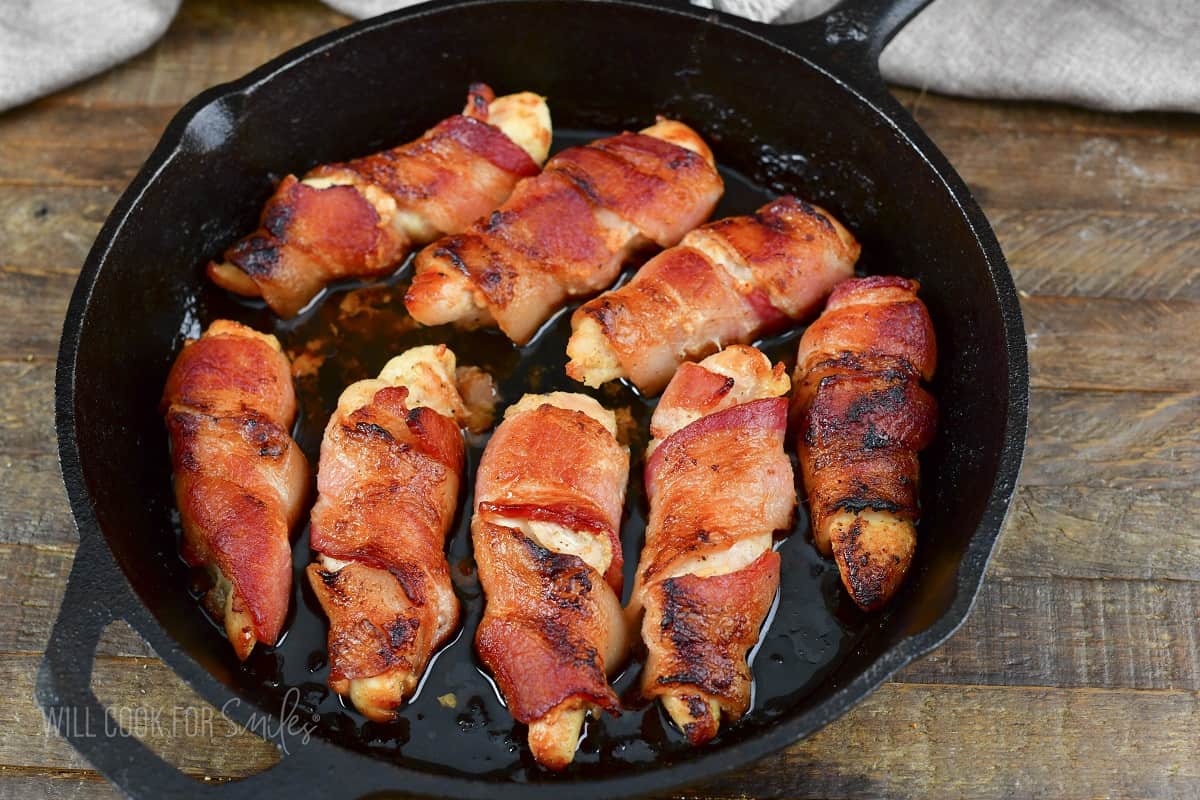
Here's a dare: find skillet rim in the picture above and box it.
[51,0,1029,795]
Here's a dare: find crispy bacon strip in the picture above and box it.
[630,346,794,744]
[208,84,551,317]
[306,346,489,721]
[567,196,859,395]
[405,118,724,344]
[793,276,938,611]
[473,393,630,770]
[161,320,309,660]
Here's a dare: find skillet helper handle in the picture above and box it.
[759,0,935,96]
[36,535,349,800]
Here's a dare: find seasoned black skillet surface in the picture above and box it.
[187,129,888,780]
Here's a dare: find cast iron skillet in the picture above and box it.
[42,0,1028,797]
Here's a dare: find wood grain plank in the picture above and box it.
[1022,389,1199,490]
[0,771,120,800]
[956,128,1200,212]
[995,485,1200,582]
[993,208,1200,302]
[0,360,77,548]
[986,141,1194,213]
[0,103,171,148]
[894,86,1200,140]
[0,187,115,270]
[0,655,280,778]
[1025,296,1200,392]
[0,361,56,453]
[898,576,1200,690]
[0,105,169,188]
[0,148,149,190]
[0,545,151,658]
[0,453,75,547]
[678,683,1200,800]
[0,269,73,360]
[897,90,1200,214]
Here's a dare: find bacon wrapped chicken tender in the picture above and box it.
[306,345,492,721]
[567,196,858,395]
[208,84,551,317]
[793,276,938,611]
[630,345,794,744]
[405,119,723,344]
[162,320,309,660]
[472,393,630,769]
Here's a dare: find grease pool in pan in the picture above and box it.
[183,130,884,780]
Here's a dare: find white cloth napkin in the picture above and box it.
[2,0,1198,114]
[0,0,182,111]
[761,0,1200,113]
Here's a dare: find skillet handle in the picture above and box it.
[36,535,351,800]
[754,0,935,95]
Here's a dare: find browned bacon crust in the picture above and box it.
[306,366,466,721]
[310,113,539,234]
[793,275,938,611]
[634,398,793,741]
[213,176,400,317]
[406,122,723,344]
[209,83,542,318]
[472,395,629,769]
[641,399,792,582]
[567,196,859,395]
[630,346,794,745]
[640,549,779,744]
[473,399,626,588]
[161,320,308,660]
[473,521,624,723]
[547,132,722,247]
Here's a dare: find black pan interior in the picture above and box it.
[69,0,1011,784]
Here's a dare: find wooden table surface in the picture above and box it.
[2,1,1198,797]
